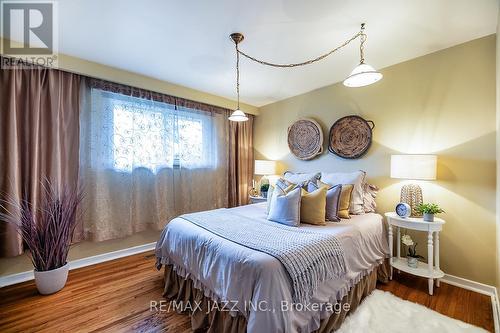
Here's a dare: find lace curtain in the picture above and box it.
[79,85,228,241]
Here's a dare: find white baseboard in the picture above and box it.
[441,274,499,333]
[0,242,156,288]
[441,274,497,296]
[493,288,500,333]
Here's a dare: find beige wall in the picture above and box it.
[0,38,259,115]
[254,35,497,285]
[496,11,500,290]
[0,230,160,276]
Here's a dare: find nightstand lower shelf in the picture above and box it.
[385,212,445,295]
[391,257,444,279]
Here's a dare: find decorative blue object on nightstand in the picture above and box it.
[395,202,411,218]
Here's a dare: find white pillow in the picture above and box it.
[267,187,301,227]
[363,183,378,213]
[320,171,366,215]
[267,179,301,214]
[283,171,320,184]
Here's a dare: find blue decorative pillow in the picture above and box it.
[325,185,342,222]
[267,187,301,227]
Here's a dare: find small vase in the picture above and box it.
[423,213,434,222]
[261,191,268,198]
[34,263,69,295]
[407,257,418,268]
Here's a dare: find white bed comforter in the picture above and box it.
[155,203,389,333]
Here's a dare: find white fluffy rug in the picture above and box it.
[337,290,488,333]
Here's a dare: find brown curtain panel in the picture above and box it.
[228,116,254,207]
[0,64,81,257]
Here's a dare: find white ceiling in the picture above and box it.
[11,0,500,106]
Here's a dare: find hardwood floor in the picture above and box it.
[0,252,494,332]
[377,272,494,332]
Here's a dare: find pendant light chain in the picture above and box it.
[359,23,366,64]
[228,33,248,121]
[236,24,366,68]
[235,42,240,109]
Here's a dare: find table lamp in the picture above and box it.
[390,154,437,217]
[253,160,277,196]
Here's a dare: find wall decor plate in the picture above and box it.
[287,118,323,160]
[328,115,374,159]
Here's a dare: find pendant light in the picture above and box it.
[227,24,382,117]
[228,33,248,122]
[343,24,382,87]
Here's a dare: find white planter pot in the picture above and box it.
[423,213,434,222]
[407,257,419,268]
[34,263,69,295]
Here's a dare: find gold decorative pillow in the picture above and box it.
[338,184,354,219]
[300,187,327,225]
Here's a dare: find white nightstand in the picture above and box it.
[385,212,445,295]
[249,196,267,204]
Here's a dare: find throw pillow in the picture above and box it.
[267,186,301,227]
[283,171,321,184]
[363,183,379,213]
[306,180,342,222]
[300,187,327,225]
[320,171,366,215]
[338,184,354,219]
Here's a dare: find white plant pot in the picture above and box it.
[34,263,69,295]
[407,257,419,268]
[423,213,434,222]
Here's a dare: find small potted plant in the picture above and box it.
[416,203,444,222]
[1,180,83,295]
[260,184,270,198]
[401,234,424,268]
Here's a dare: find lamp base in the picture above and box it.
[248,187,258,197]
[249,178,258,197]
[400,184,423,217]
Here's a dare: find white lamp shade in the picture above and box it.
[390,154,437,180]
[228,109,248,122]
[254,160,276,175]
[343,63,383,87]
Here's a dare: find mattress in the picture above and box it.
[155,202,389,333]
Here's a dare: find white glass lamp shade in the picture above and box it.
[228,109,248,122]
[343,63,383,87]
[390,154,437,180]
[254,160,276,175]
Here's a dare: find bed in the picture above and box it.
[155,202,390,333]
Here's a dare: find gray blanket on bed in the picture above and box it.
[180,209,346,304]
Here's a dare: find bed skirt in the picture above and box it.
[162,260,390,333]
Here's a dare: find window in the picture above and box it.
[90,89,216,173]
[112,105,171,172]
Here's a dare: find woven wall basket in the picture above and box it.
[328,115,375,159]
[287,118,323,160]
